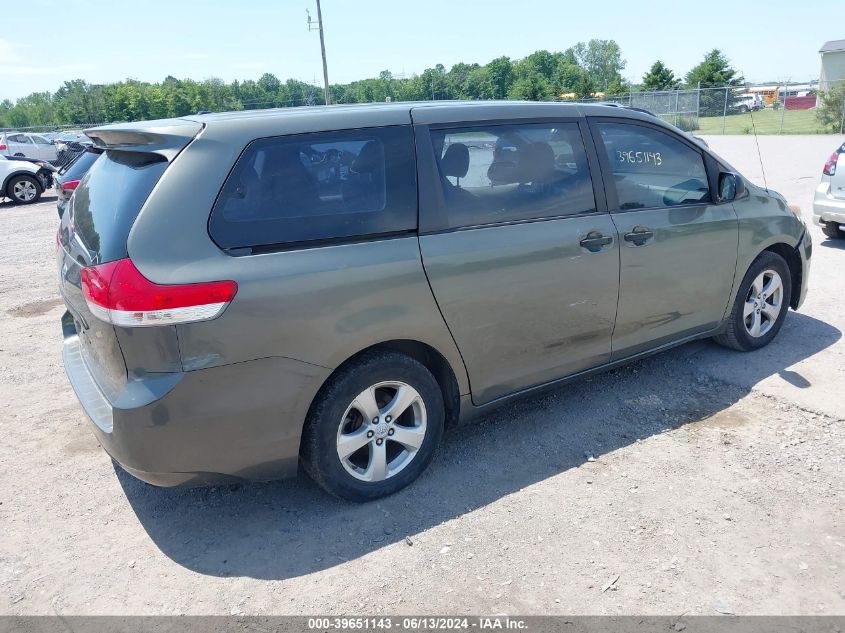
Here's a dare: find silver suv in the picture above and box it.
[58,102,811,501]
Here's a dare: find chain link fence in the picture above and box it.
[4,80,845,143]
[0,125,106,170]
[572,80,844,136]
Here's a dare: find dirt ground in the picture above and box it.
[0,135,842,616]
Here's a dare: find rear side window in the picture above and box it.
[596,122,710,210]
[59,149,101,177]
[69,150,168,263]
[210,126,417,250]
[428,121,596,229]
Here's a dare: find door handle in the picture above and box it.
[579,232,613,252]
[623,227,654,246]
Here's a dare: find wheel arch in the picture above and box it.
[727,228,804,321]
[304,339,463,438]
[2,170,42,196]
[762,241,802,309]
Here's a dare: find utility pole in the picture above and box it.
[307,1,331,105]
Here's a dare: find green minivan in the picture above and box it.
[58,101,811,501]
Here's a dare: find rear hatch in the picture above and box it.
[57,120,202,399]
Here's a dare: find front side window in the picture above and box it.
[210,126,416,249]
[31,135,52,145]
[429,122,596,229]
[596,122,710,211]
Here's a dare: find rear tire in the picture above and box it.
[714,251,792,352]
[300,350,445,502]
[6,175,42,204]
[822,221,843,239]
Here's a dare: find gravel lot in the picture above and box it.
[0,135,843,616]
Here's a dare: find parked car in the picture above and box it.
[54,147,103,217]
[0,131,59,162]
[1,155,55,204]
[58,102,811,501]
[736,93,763,113]
[813,141,845,239]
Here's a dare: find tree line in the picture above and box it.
[0,43,745,129]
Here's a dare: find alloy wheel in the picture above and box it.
[336,381,427,482]
[12,180,37,202]
[743,269,783,338]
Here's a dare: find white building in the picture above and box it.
[819,39,845,91]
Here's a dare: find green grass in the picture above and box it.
[693,108,827,135]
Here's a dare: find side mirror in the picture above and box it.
[718,171,745,202]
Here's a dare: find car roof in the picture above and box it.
[86,101,666,152]
[179,100,658,126]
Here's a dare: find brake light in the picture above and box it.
[823,152,839,176]
[61,179,80,192]
[80,258,237,327]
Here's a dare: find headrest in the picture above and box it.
[352,140,383,174]
[262,145,303,170]
[519,142,556,183]
[441,143,470,178]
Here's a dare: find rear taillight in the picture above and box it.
[61,180,80,192]
[0,144,6,151]
[80,258,237,327]
[823,152,839,176]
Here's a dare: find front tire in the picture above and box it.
[6,175,42,204]
[714,251,792,351]
[822,221,843,239]
[300,350,445,501]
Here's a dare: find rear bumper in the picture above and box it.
[813,181,845,226]
[62,319,330,486]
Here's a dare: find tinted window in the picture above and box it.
[596,122,710,210]
[8,134,31,144]
[210,126,416,249]
[68,151,168,263]
[429,122,596,229]
[59,149,101,178]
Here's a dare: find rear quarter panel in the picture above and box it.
[126,118,470,402]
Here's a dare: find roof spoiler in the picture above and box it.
[84,119,203,161]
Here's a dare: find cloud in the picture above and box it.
[0,65,55,76]
[230,61,265,71]
[0,38,18,64]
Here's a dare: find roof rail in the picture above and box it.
[593,102,657,117]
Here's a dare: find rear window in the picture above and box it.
[68,150,168,263]
[209,126,417,250]
[59,149,101,177]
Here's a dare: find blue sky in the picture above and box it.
[0,0,832,100]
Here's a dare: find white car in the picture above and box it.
[736,93,763,113]
[0,155,55,204]
[813,142,845,239]
[0,131,59,162]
